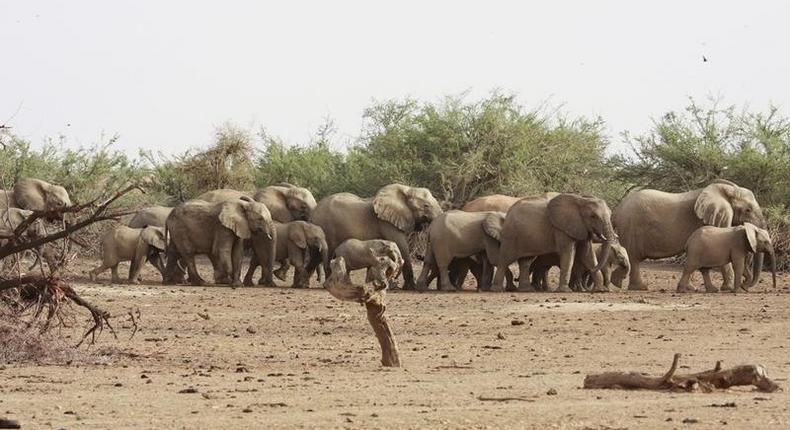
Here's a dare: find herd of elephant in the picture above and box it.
[0,178,778,293]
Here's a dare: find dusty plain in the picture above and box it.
[2,260,789,429]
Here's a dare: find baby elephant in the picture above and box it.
[90,225,167,284]
[245,220,329,288]
[678,222,777,293]
[333,239,404,288]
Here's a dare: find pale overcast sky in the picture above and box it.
[1,1,788,156]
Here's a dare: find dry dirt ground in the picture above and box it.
[2,259,790,429]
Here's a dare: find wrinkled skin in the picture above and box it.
[415,210,503,291]
[333,238,404,287]
[678,223,777,293]
[0,178,72,221]
[253,183,317,222]
[89,226,166,284]
[530,242,630,291]
[128,206,173,228]
[614,179,766,291]
[309,184,442,290]
[163,199,275,287]
[492,193,616,293]
[245,220,329,288]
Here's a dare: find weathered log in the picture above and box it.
[324,257,401,367]
[584,353,779,393]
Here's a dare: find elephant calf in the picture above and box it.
[244,220,329,288]
[333,239,404,288]
[89,225,167,284]
[530,242,630,292]
[678,223,776,293]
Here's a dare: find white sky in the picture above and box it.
[2,1,788,156]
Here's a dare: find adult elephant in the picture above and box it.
[310,184,442,290]
[163,198,276,287]
[492,193,616,292]
[197,183,316,222]
[462,194,520,212]
[128,205,173,228]
[613,179,766,291]
[0,178,72,219]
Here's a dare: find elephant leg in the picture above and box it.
[732,258,745,294]
[468,257,486,291]
[556,240,576,293]
[517,259,536,292]
[184,255,206,286]
[505,267,515,291]
[492,247,518,292]
[627,254,648,291]
[89,262,111,282]
[230,240,244,287]
[479,256,493,292]
[416,245,437,291]
[128,252,147,285]
[720,263,735,292]
[701,268,718,293]
[392,236,416,290]
[244,247,259,287]
[273,261,290,282]
[676,265,697,293]
[435,253,455,292]
[110,264,123,284]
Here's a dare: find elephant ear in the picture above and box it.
[694,183,734,227]
[373,184,414,232]
[547,194,588,241]
[218,202,252,239]
[482,212,506,241]
[141,227,166,250]
[288,223,308,249]
[742,223,758,253]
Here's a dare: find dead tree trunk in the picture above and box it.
[583,353,779,393]
[324,257,401,367]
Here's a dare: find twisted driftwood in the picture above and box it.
[324,257,400,367]
[584,353,779,393]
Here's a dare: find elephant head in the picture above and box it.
[547,194,617,273]
[254,184,317,222]
[609,244,631,288]
[140,226,167,275]
[373,184,442,232]
[365,255,401,290]
[288,221,330,281]
[694,180,764,228]
[13,178,72,218]
[218,199,275,240]
[742,222,777,290]
[369,240,404,280]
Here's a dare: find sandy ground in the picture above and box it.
[2,259,790,430]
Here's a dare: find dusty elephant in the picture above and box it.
[613,179,766,291]
[529,242,630,291]
[128,205,173,228]
[197,183,316,222]
[244,220,329,288]
[0,178,72,220]
[310,184,442,290]
[416,210,507,291]
[163,198,276,287]
[333,238,404,288]
[678,223,777,293]
[492,193,616,293]
[89,225,167,284]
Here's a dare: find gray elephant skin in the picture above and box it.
[244,220,329,288]
[310,184,442,290]
[678,223,776,293]
[164,199,276,287]
[89,225,167,284]
[0,178,72,220]
[493,193,617,292]
[197,183,317,222]
[333,238,403,287]
[613,179,766,291]
[128,205,173,228]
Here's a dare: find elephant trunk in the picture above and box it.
[769,249,777,289]
[591,220,616,273]
[747,251,764,290]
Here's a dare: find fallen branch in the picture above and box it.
[477,395,536,402]
[583,353,780,393]
[324,257,400,367]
